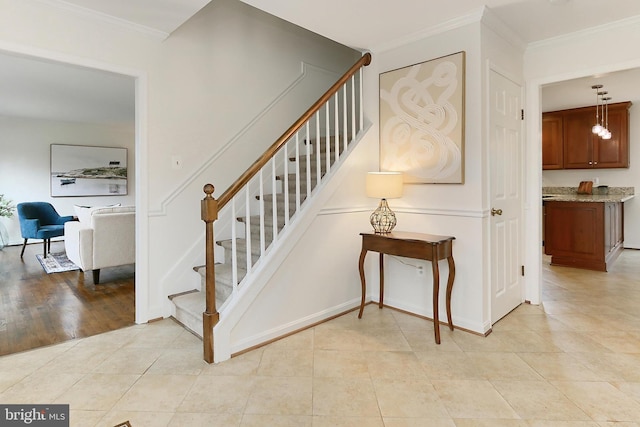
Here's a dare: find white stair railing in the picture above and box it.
[200,53,371,363]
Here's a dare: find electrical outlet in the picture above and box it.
[417,265,424,275]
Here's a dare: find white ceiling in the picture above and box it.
[3,0,640,123]
[0,52,135,124]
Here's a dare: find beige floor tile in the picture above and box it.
[516,352,602,381]
[168,412,242,426]
[468,352,542,381]
[36,345,117,374]
[450,330,513,353]
[372,377,450,418]
[431,379,519,419]
[550,380,640,422]
[365,350,426,379]
[596,422,640,427]
[112,374,196,412]
[525,421,599,427]
[146,348,208,375]
[266,329,314,350]
[492,380,590,420]
[0,370,28,393]
[312,416,384,426]
[415,351,485,380]
[96,410,174,427]
[534,330,612,353]
[0,371,84,403]
[178,375,255,414]
[453,420,529,427]
[0,342,74,373]
[490,330,563,353]
[69,409,106,427]
[121,320,186,349]
[384,418,456,427]
[241,414,312,426]
[54,373,139,411]
[401,328,463,352]
[312,377,379,417]
[313,327,363,351]
[585,330,640,353]
[244,376,312,415]
[256,347,313,377]
[202,348,263,376]
[568,352,640,382]
[611,381,640,404]
[313,350,369,378]
[359,328,412,351]
[91,347,163,374]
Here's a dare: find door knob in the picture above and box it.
[491,208,503,216]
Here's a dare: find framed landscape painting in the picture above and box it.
[50,144,128,197]
[379,51,466,184]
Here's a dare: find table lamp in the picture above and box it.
[366,171,403,233]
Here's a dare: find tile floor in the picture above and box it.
[1,251,640,426]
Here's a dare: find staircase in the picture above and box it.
[169,53,371,362]
[170,136,346,336]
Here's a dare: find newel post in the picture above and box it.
[201,184,219,363]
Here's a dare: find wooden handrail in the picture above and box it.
[217,52,371,209]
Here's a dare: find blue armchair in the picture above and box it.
[17,202,74,258]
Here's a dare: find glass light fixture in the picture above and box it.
[591,84,603,134]
[366,172,403,233]
[602,96,612,140]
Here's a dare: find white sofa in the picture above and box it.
[64,205,135,284]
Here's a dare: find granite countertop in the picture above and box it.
[543,186,635,203]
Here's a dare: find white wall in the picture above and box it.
[0,116,135,245]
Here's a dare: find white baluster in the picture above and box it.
[271,157,278,244]
[359,67,364,132]
[258,168,265,256]
[245,186,251,273]
[306,122,311,199]
[334,93,340,160]
[351,75,356,141]
[231,197,238,291]
[325,100,331,173]
[295,133,301,213]
[316,111,321,185]
[343,83,348,152]
[283,140,290,226]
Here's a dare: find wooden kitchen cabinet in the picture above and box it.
[543,101,631,170]
[544,200,624,271]
[542,112,563,169]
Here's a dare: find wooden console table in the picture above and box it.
[358,231,456,344]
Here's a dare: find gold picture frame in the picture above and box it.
[379,51,466,184]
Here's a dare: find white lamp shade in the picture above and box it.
[366,172,403,199]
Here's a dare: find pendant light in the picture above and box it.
[591,84,603,134]
[602,96,612,140]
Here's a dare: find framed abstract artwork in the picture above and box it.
[50,144,128,197]
[379,51,466,184]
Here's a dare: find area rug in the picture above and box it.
[36,252,80,274]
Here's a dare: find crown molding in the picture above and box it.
[34,0,170,40]
[527,14,640,51]
[372,7,485,54]
[480,6,526,52]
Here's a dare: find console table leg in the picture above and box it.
[379,252,384,309]
[446,255,456,331]
[431,246,441,344]
[358,248,367,319]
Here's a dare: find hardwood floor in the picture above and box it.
[0,240,135,356]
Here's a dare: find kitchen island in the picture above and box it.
[543,187,634,272]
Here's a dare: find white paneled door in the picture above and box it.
[489,69,524,323]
